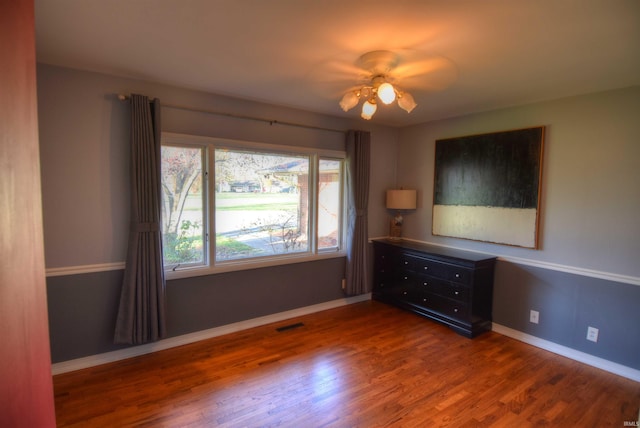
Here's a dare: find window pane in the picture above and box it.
[215,149,309,260]
[161,145,205,267]
[215,149,309,261]
[318,159,342,250]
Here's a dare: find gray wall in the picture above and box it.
[397,87,640,370]
[38,64,399,362]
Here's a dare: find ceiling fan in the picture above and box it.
[312,49,457,120]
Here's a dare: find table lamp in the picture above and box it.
[386,189,417,240]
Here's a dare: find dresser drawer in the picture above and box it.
[397,271,417,287]
[387,285,415,302]
[393,286,469,322]
[402,254,447,278]
[375,265,391,284]
[398,254,415,270]
[375,272,416,293]
[421,292,469,322]
[393,286,431,308]
[444,283,468,301]
[375,251,395,271]
[374,273,394,290]
[417,276,469,302]
[447,268,471,285]
[402,254,471,286]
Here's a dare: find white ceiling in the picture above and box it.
[35,0,640,127]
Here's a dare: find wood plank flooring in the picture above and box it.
[53,301,640,427]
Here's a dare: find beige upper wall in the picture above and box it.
[397,86,640,277]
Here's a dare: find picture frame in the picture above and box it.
[433,126,545,248]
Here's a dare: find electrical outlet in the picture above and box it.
[529,310,539,324]
[587,326,599,342]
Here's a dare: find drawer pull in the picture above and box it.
[423,298,427,302]
[403,276,408,280]
[404,261,409,265]
[454,291,459,295]
[423,282,428,287]
[454,308,459,313]
[403,291,408,295]
[423,266,429,270]
[455,273,461,278]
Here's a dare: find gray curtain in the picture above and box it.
[345,130,371,296]
[114,94,167,345]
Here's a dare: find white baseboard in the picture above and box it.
[52,293,371,375]
[492,323,640,382]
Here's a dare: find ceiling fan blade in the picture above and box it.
[307,54,372,99]
[324,59,368,75]
[392,57,454,78]
[314,60,371,83]
[391,57,458,91]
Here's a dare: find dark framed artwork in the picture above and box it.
[433,127,544,248]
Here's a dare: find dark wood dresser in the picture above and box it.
[372,238,497,338]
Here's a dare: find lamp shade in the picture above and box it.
[386,189,417,209]
[397,92,417,113]
[339,91,359,112]
[361,99,377,120]
[377,82,396,104]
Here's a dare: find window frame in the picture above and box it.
[161,132,347,280]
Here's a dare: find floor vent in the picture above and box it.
[276,322,305,332]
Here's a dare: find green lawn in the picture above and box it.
[184,192,298,211]
[214,192,298,211]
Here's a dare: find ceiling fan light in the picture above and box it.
[339,91,360,112]
[398,91,417,113]
[361,99,377,120]
[377,82,396,104]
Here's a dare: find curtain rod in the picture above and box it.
[117,94,347,135]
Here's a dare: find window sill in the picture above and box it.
[165,250,346,281]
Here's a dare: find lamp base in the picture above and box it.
[389,221,402,240]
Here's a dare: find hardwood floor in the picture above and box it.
[53,301,640,427]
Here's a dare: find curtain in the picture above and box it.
[114,94,167,345]
[344,130,371,296]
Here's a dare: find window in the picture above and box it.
[160,134,345,276]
